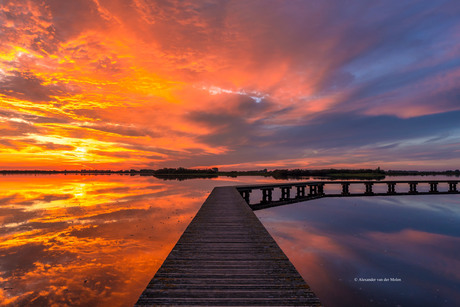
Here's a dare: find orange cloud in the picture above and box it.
[1,0,460,170]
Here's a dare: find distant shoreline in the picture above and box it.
[1,168,459,180]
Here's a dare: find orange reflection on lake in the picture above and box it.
[0,175,285,306]
[0,174,211,306]
[6,174,458,306]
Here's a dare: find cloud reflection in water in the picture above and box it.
[256,195,460,306]
[2,175,459,306]
[0,175,211,306]
[0,175,285,306]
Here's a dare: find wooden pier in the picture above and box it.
[136,186,321,306]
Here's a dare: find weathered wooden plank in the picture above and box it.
[135,186,320,306]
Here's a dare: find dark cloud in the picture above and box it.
[0,109,70,124]
[44,0,110,41]
[188,111,255,146]
[4,138,76,152]
[185,95,281,147]
[0,71,80,103]
[274,110,460,150]
[39,142,75,151]
[0,71,55,102]
[90,150,133,159]
[81,123,151,137]
[342,58,460,113]
[0,120,40,137]
[173,108,460,169]
[123,143,183,155]
[92,55,123,74]
[234,97,276,117]
[199,104,411,151]
[0,139,15,148]
[0,1,58,54]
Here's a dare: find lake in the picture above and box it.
[1,175,459,306]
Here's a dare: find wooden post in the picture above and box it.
[295,185,306,198]
[409,182,418,194]
[318,183,325,196]
[387,182,396,194]
[308,184,318,196]
[364,182,374,195]
[429,182,438,193]
[261,188,273,203]
[280,186,291,200]
[239,189,252,203]
[341,183,350,195]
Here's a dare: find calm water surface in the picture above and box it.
[256,178,460,306]
[0,175,280,306]
[1,175,459,306]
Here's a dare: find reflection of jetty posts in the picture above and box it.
[409,182,418,194]
[387,182,396,194]
[236,180,460,210]
[136,187,320,305]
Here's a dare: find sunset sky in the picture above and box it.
[1,0,460,170]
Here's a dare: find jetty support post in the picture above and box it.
[295,185,306,198]
[409,182,418,194]
[308,184,318,196]
[387,182,396,194]
[261,188,274,203]
[239,189,252,203]
[280,186,292,200]
[364,182,374,195]
[341,183,350,195]
[429,182,439,193]
[318,183,325,196]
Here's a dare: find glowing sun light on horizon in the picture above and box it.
[74,147,88,160]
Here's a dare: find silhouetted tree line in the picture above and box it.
[1,167,459,179]
[270,168,385,178]
[152,174,218,181]
[0,167,219,175]
[385,169,460,176]
[139,167,218,174]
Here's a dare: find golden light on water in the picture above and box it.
[0,175,206,305]
[0,174,281,306]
